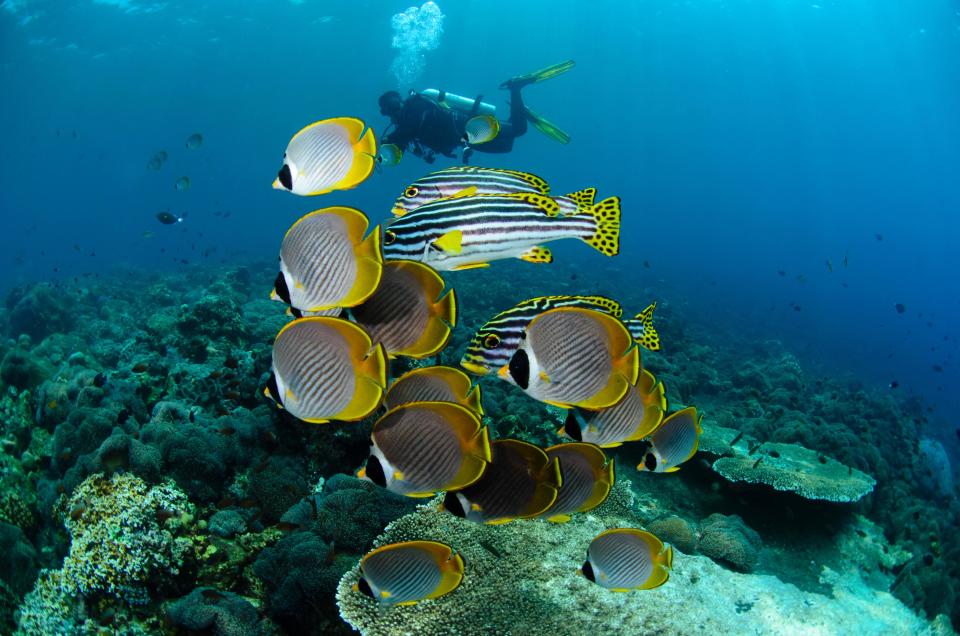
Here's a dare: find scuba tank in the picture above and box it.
[418,89,496,116]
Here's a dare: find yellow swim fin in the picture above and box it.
[524,105,571,145]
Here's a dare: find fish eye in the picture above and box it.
[365,455,387,487]
[563,411,582,441]
[644,453,658,471]
[404,186,419,198]
[265,373,282,405]
[443,492,466,518]
[581,560,596,582]
[357,577,375,599]
[482,333,500,349]
[508,349,530,390]
[273,271,291,304]
[384,230,397,245]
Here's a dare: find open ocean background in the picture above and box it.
[1,0,958,459]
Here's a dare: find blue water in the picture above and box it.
[1,0,958,447]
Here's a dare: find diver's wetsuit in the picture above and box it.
[383,86,527,163]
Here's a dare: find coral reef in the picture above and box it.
[165,587,263,636]
[336,482,949,635]
[56,473,192,604]
[697,513,762,572]
[0,260,954,632]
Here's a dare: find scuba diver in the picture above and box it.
[378,60,574,164]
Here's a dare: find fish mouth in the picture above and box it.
[390,205,407,216]
[459,360,489,376]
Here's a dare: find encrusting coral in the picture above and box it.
[336,481,949,636]
[55,473,193,605]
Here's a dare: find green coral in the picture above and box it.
[56,473,193,605]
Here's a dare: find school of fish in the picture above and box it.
[262,116,703,605]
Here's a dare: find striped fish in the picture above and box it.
[383,192,620,271]
[272,117,376,196]
[636,407,703,473]
[443,439,561,524]
[350,260,455,359]
[581,528,673,591]
[540,443,614,523]
[358,402,490,497]
[384,366,483,415]
[461,296,659,377]
[499,307,640,410]
[561,369,666,448]
[391,165,597,217]
[271,207,382,312]
[355,540,464,606]
[264,317,387,424]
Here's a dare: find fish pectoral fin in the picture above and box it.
[449,186,478,199]
[538,370,552,384]
[451,262,489,271]
[432,230,463,254]
[356,467,367,479]
[392,470,405,481]
[663,466,682,473]
[518,246,553,264]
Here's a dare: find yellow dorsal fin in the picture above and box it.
[561,187,597,211]
[511,192,561,216]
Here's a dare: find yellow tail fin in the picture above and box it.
[580,196,620,256]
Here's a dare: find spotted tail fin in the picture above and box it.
[579,196,621,257]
